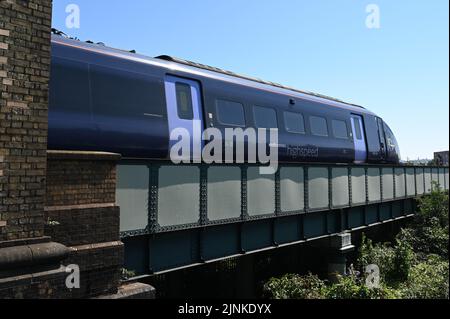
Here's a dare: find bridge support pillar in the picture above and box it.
[311,232,355,282]
[328,232,354,280]
[0,0,73,298]
[0,1,154,298]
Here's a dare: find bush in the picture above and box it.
[263,273,326,299]
[357,234,415,286]
[263,187,449,299]
[120,268,136,281]
[399,255,449,299]
[325,274,400,299]
[398,184,449,259]
[397,224,448,261]
[418,182,449,229]
[264,272,399,299]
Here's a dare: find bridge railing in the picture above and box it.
[116,162,449,238]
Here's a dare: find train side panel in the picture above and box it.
[196,75,355,163]
[49,38,400,164]
[49,43,169,159]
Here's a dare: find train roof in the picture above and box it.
[155,55,365,109]
[51,34,374,115]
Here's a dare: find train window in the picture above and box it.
[310,116,328,137]
[175,82,194,120]
[353,117,362,140]
[384,124,397,149]
[376,117,385,145]
[253,106,278,128]
[216,99,245,126]
[283,111,305,134]
[90,65,165,118]
[49,57,90,113]
[332,120,348,139]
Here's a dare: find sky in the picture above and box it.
[51,0,449,160]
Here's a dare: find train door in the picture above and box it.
[376,117,387,161]
[164,75,204,162]
[350,114,367,163]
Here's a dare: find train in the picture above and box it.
[48,34,401,164]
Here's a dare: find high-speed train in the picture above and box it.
[48,34,401,164]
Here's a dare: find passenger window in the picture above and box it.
[283,111,305,134]
[216,99,245,126]
[353,117,362,140]
[175,82,193,120]
[253,106,278,128]
[310,116,328,137]
[332,120,348,139]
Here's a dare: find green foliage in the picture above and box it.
[357,185,449,298]
[325,274,400,299]
[357,234,415,285]
[120,268,136,281]
[46,217,60,226]
[418,182,449,228]
[399,255,449,299]
[263,273,326,299]
[264,272,400,299]
[397,224,448,260]
[398,183,449,259]
[264,187,449,299]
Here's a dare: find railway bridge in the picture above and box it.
[1,0,448,299]
[117,161,449,276]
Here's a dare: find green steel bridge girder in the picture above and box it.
[116,162,449,275]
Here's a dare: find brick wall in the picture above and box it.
[0,265,71,299]
[46,153,117,207]
[45,205,120,246]
[1,150,126,299]
[0,0,52,241]
[44,151,124,298]
[0,1,150,299]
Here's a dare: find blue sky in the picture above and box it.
[52,0,449,160]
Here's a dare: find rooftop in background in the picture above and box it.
[402,159,431,166]
[434,151,449,166]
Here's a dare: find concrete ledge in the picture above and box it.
[0,241,70,272]
[45,203,116,212]
[0,265,66,289]
[66,241,124,272]
[71,240,124,253]
[0,265,71,299]
[94,282,156,299]
[47,150,121,161]
[0,236,52,249]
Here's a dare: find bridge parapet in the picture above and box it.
[117,162,448,275]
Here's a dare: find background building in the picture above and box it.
[434,151,449,166]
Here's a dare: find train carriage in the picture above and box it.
[48,34,400,164]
